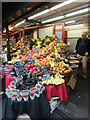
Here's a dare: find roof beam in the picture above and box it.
[12,26,24,29]
[10,30,21,36]
[80,18,90,22]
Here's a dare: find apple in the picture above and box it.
[33,67,37,71]
[25,63,28,66]
[39,54,43,56]
[47,50,50,52]
[46,51,49,54]
[25,67,29,71]
[29,69,33,72]
[39,59,42,61]
[33,70,37,74]
[41,56,44,59]
[37,68,41,73]
[29,68,33,72]
[31,64,35,67]
[28,64,31,68]
[45,53,48,55]
[37,56,41,59]
[43,55,46,57]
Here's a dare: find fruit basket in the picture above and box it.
[69,60,79,65]
[70,64,78,69]
[69,56,78,60]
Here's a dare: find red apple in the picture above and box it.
[33,70,37,74]
[43,55,46,57]
[37,68,41,73]
[25,63,28,66]
[37,56,40,59]
[38,54,41,56]
[33,67,37,71]
[29,68,33,72]
[39,59,42,61]
[31,64,35,67]
[25,67,29,71]
[41,56,44,59]
[28,64,31,68]
[45,53,48,55]
[47,50,50,52]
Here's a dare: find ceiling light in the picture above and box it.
[3,27,13,33]
[65,20,75,24]
[65,8,88,17]
[15,20,26,26]
[28,9,50,20]
[3,30,6,33]
[64,24,84,28]
[42,16,64,23]
[50,0,77,11]
[9,27,13,30]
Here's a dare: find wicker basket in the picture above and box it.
[60,70,72,77]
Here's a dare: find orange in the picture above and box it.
[46,63,49,65]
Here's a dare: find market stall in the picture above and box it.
[1,34,79,119]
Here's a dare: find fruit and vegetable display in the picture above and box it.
[8,35,72,76]
[2,34,79,102]
[7,36,73,81]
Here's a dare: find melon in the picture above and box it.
[52,34,57,39]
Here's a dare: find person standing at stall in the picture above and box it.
[74,32,90,79]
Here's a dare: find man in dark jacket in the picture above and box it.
[74,32,90,79]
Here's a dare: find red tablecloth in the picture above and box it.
[5,75,16,89]
[44,83,67,101]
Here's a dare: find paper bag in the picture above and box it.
[67,74,76,90]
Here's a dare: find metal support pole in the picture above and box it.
[6,25,11,61]
[22,28,25,41]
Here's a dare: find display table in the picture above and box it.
[44,83,67,101]
[3,92,50,119]
[5,76,67,101]
[5,75,16,89]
